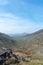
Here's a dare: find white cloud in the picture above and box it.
[0,13,43,34]
[0,13,32,26]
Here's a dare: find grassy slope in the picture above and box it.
[14,29,43,56]
[0,33,17,49]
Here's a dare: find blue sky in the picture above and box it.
[0,0,43,34]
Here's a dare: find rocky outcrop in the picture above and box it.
[0,48,32,65]
[13,51,32,62]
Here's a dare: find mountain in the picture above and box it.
[0,30,43,65]
[13,29,43,55]
[0,29,43,55]
[9,33,28,37]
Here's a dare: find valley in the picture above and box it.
[0,29,43,65]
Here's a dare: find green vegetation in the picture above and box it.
[19,62,43,65]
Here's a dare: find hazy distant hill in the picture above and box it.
[9,33,28,37]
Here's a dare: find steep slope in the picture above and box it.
[0,33,16,49]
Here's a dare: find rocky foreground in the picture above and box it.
[4,51,32,65]
[0,48,32,65]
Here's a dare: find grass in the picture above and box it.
[32,54,43,60]
[19,61,43,65]
[4,61,43,65]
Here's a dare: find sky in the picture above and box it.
[0,0,43,34]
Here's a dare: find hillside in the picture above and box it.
[0,33,17,49]
[14,29,43,46]
[0,29,43,55]
[13,29,43,55]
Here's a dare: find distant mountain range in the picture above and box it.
[9,33,28,37]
